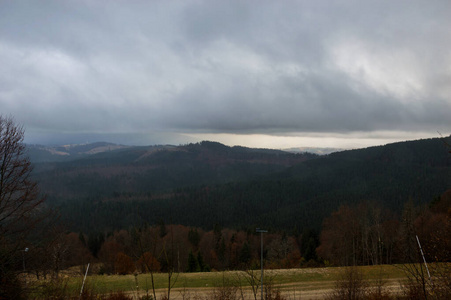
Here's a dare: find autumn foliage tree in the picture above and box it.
[317,205,360,266]
[98,239,124,274]
[317,202,399,266]
[115,252,135,275]
[416,190,451,262]
[410,190,451,298]
[138,252,160,273]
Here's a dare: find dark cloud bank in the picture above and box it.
[1,0,450,147]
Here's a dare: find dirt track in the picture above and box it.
[133,279,403,300]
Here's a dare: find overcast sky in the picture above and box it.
[1,0,450,149]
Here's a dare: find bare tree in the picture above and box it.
[130,226,161,300]
[326,266,369,300]
[162,225,179,300]
[0,115,45,297]
[237,269,260,300]
[0,115,43,238]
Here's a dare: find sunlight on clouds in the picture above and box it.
[0,43,87,107]
[330,38,425,101]
[26,47,86,83]
[196,39,307,80]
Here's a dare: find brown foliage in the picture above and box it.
[138,252,161,273]
[98,239,124,274]
[115,252,135,275]
[267,235,301,269]
[416,189,451,262]
[318,202,399,266]
[317,205,360,266]
[64,232,93,268]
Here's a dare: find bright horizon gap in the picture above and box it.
[183,131,445,150]
[23,129,447,150]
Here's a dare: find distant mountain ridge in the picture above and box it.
[28,141,337,163]
[27,142,131,162]
[283,147,343,155]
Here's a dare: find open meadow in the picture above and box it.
[29,264,419,299]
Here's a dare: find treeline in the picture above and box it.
[22,189,450,280]
[23,223,319,279]
[318,189,451,266]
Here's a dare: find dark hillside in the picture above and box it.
[33,141,316,203]
[44,137,451,233]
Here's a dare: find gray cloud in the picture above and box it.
[0,0,450,147]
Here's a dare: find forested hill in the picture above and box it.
[32,141,316,201]
[32,137,450,233]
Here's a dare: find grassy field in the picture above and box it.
[37,264,411,298]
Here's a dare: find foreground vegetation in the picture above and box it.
[28,264,450,299]
[33,265,405,293]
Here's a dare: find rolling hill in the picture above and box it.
[32,141,316,201]
[30,137,451,233]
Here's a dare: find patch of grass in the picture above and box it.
[39,265,411,295]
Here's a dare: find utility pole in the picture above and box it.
[416,235,432,285]
[22,247,29,272]
[256,228,267,300]
[22,247,29,288]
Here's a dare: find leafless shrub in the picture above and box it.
[36,278,98,300]
[365,267,391,300]
[37,278,71,300]
[397,263,433,299]
[264,285,286,300]
[326,266,368,300]
[178,283,203,300]
[235,270,260,300]
[399,277,429,300]
[208,273,240,300]
[209,285,240,300]
[104,291,133,300]
[262,275,287,300]
[431,264,451,299]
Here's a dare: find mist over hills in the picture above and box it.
[283,147,343,155]
[29,137,451,233]
[27,142,131,162]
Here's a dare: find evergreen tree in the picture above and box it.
[188,228,200,249]
[87,232,104,258]
[197,251,209,272]
[159,219,167,238]
[78,232,87,246]
[301,229,319,262]
[218,237,226,265]
[239,241,252,266]
[187,250,199,272]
